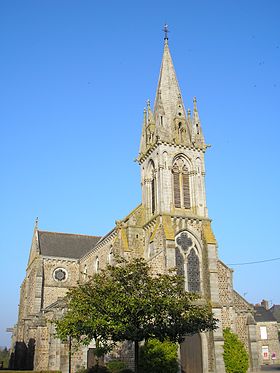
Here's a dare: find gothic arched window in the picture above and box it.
[172,157,191,209]
[83,264,88,281]
[108,248,113,265]
[187,248,200,293]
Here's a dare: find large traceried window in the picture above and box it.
[176,232,201,293]
[172,157,191,209]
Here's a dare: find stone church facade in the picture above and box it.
[11,36,260,373]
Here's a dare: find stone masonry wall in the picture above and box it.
[43,258,80,308]
[256,321,280,365]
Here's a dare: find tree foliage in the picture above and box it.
[0,347,9,368]
[55,258,217,371]
[106,360,127,372]
[223,328,249,373]
[139,339,179,373]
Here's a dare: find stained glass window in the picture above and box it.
[187,248,200,292]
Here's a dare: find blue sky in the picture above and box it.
[0,0,279,347]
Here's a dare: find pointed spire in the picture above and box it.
[146,99,156,146]
[139,108,147,156]
[154,35,186,141]
[191,97,205,146]
[147,99,155,125]
[34,217,39,231]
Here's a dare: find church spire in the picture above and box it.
[153,31,191,144]
[154,35,183,132]
[138,29,200,161]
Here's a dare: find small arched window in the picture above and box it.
[83,264,88,280]
[172,157,191,209]
[108,249,113,265]
[95,257,100,273]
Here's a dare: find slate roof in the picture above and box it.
[38,230,101,259]
[254,306,277,322]
[270,305,280,323]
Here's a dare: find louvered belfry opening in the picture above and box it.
[172,157,191,209]
[173,169,181,208]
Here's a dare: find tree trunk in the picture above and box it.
[68,336,72,373]
[134,340,139,373]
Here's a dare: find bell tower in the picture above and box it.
[138,33,208,222]
[137,30,229,373]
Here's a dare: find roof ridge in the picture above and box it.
[38,230,101,238]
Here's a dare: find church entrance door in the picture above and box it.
[180,334,203,373]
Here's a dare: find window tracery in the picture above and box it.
[187,248,200,293]
[176,232,201,293]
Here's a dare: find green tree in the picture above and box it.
[223,328,249,373]
[55,258,217,373]
[139,339,178,373]
[0,347,10,368]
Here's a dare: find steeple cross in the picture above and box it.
[163,24,169,40]
[176,232,192,251]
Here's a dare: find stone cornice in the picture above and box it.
[137,139,210,164]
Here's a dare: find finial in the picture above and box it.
[143,108,147,122]
[163,23,169,41]
[35,217,39,230]
[187,108,191,118]
[193,97,197,110]
[147,99,151,108]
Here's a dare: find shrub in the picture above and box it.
[106,360,127,372]
[223,328,249,373]
[75,366,87,373]
[139,339,179,373]
[87,366,111,373]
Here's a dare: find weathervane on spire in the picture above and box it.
[163,23,169,40]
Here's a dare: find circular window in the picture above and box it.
[53,268,68,282]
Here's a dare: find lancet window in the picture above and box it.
[172,157,191,208]
[95,256,100,273]
[83,264,88,281]
[107,248,113,265]
[151,177,156,214]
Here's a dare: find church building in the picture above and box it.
[11,33,260,373]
